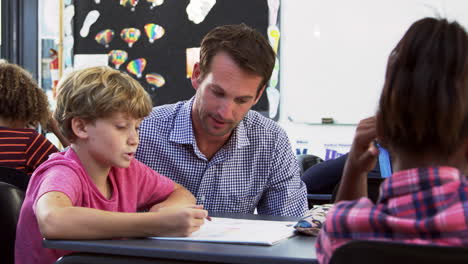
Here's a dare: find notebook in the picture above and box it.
[149,217,297,246]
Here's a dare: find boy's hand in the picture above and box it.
[151,206,208,237]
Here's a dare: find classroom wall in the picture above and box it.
[278,0,468,160]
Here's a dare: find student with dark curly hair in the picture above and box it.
[0,61,63,175]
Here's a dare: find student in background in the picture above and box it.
[0,61,63,176]
[316,17,468,264]
[15,67,208,264]
[136,24,307,217]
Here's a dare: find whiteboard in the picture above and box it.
[280,0,468,124]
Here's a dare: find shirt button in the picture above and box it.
[200,195,205,203]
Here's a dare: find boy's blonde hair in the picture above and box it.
[55,66,152,141]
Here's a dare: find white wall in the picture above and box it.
[278,0,468,160]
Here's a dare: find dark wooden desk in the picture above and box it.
[44,213,318,264]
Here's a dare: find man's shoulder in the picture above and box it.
[146,101,186,122]
[243,110,286,136]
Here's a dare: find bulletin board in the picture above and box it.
[72,0,281,119]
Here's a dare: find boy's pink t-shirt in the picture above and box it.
[15,148,175,264]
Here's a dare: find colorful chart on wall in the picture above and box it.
[73,0,281,119]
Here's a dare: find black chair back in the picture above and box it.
[297,154,324,175]
[0,166,30,192]
[330,240,468,264]
[0,182,25,264]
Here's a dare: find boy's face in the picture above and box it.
[83,112,142,169]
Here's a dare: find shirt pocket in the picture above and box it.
[223,190,262,213]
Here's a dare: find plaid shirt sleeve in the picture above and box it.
[256,128,308,217]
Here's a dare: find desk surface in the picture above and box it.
[44,213,317,264]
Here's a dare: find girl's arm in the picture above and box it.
[335,117,379,202]
[35,191,207,239]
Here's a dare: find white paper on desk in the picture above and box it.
[149,217,297,246]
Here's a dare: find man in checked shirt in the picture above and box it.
[136,24,307,217]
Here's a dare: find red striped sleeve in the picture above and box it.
[0,127,58,175]
[25,132,59,172]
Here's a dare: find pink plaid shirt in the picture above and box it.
[316,167,468,264]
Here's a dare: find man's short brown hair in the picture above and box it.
[199,23,276,94]
[377,17,468,157]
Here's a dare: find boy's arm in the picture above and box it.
[36,191,207,239]
[335,117,379,202]
[149,183,196,212]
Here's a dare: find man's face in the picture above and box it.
[191,52,264,140]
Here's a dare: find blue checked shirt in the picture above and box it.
[136,97,308,217]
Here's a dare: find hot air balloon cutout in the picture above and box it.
[127,58,146,78]
[121,28,141,48]
[108,50,128,70]
[120,0,139,11]
[95,29,115,48]
[147,0,164,9]
[144,24,165,43]
[146,73,165,90]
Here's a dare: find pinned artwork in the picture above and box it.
[127,58,147,78]
[147,0,164,9]
[146,73,165,89]
[108,50,128,69]
[267,0,280,26]
[186,0,216,24]
[120,0,139,11]
[144,24,165,43]
[64,5,75,37]
[267,25,280,54]
[186,47,200,78]
[121,28,141,48]
[80,10,100,38]
[95,29,115,48]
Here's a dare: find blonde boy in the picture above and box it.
[15,67,207,264]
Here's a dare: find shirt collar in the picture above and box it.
[169,98,195,145]
[379,166,463,202]
[169,96,250,149]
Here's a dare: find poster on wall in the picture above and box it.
[72,0,282,119]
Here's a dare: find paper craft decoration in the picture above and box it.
[80,10,100,38]
[186,0,216,24]
[108,50,128,69]
[267,0,280,25]
[150,217,297,246]
[120,0,139,11]
[146,73,165,88]
[147,0,164,9]
[186,47,200,78]
[127,58,147,78]
[268,25,280,54]
[121,28,141,48]
[144,23,165,43]
[95,29,115,48]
